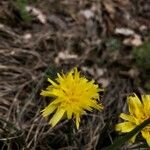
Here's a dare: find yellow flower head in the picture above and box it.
[116,94,150,146]
[41,68,103,129]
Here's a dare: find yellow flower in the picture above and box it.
[116,94,150,146]
[41,68,103,129]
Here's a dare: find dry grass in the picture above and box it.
[0,0,150,149]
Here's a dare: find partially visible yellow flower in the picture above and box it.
[116,94,150,146]
[41,68,103,129]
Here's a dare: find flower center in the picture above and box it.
[69,97,77,102]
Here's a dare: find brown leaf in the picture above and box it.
[123,34,143,47]
[103,0,116,18]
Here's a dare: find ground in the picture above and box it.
[0,0,150,149]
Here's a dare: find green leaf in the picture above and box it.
[102,118,150,150]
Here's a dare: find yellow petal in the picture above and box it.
[40,90,53,97]
[74,67,80,80]
[120,113,136,123]
[130,133,138,143]
[127,94,142,117]
[50,89,65,97]
[56,73,64,83]
[46,85,53,90]
[48,78,58,87]
[142,95,150,114]
[75,113,80,129]
[41,104,57,117]
[57,73,63,79]
[49,108,65,127]
[116,121,138,143]
[115,122,136,132]
[90,101,103,110]
[84,105,93,112]
[66,107,73,119]
[141,131,150,146]
[67,70,73,81]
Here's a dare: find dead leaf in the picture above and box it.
[103,0,116,18]
[80,9,94,19]
[115,28,135,36]
[96,68,107,77]
[115,0,130,6]
[139,25,148,32]
[98,78,110,88]
[82,67,95,76]
[25,6,47,24]
[123,34,143,46]
[55,51,77,64]
[22,33,32,43]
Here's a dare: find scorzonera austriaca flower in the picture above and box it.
[41,68,103,129]
[116,94,150,146]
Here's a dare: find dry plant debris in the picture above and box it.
[0,0,150,149]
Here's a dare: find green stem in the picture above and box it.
[102,118,150,150]
[68,120,81,150]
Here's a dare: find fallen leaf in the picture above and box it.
[55,51,77,64]
[115,28,135,36]
[98,78,110,88]
[123,34,143,46]
[80,9,94,19]
[25,6,46,24]
[22,33,32,41]
[96,68,107,77]
[103,0,116,18]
